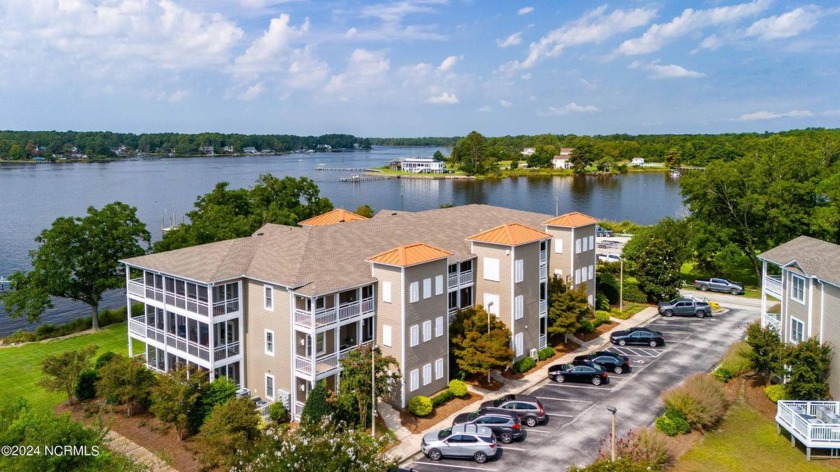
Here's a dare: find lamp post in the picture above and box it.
[619,257,624,314]
[371,341,376,437]
[486,301,495,385]
[607,406,617,462]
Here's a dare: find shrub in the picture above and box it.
[622,283,647,304]
[713,366,734,383]
[449,379,468,397]
[95,351,118,370]
[301,381,333,425]
[570,457,662,472]
[513,356,536,373]
[593,427,672,471]
[431,390,454,408]
[408,396,433,417]
[98,307,127,327]
[578,319,595,334]
[35,323,58,338]
[664,409,690,434]
[75,369,98,401]
[3,330,37,344]
[538,347,556,361]
[595,293,610,311]
[717,341,752,378]
[662,373,728,431]
[655,416,678,437]
[268,402,288,423]
[765,385,787,403]
[594,310,612,326]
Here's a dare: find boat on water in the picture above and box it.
[669,169,681,178]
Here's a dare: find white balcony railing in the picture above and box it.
[539,264,548,281]
[539,250,547,263]
[539,299,547,315]
[128,278,212,315]
[295,355,313,375]
[777,401,840,460]
[214,342,240,361]
[127,280,144,297]
[762,312,781,333]
[448,273,458,288]
[296,298,373,330]
[459,270,473,285]
[361,297,374,314]
[765,275,782,298]
[338,340,373,361]
[539,334,547,349]
[294,353,339,377]
[128,318,145,336]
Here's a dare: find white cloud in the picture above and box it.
[500,100,513,107]
[507,6,657,70]
[518,7,534,16]
[746,6,821,40]
[438,55,460,72]
[617,0,770,56]
[696,34,725,52]
[545,102,599,116]
[427,92,459,104]
[286,46,330,89]
[738,109,813,121]
[234,14,309,75]
[352,0,448,41]
[325,49,390,95]
[579,78,597,90]
[630,60,706,79]
[167,89,189,102]
[497,32,523,48]
[238,82,264,100]
[478,105,493,112]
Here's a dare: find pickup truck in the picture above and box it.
[658,298,713,318]
[693,278,744,295]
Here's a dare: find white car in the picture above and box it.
[598,254,621,263]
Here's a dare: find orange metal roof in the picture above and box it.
[542,212,599,228]
[366,242,453,267]
[467,223,551,246]
[299,209,369,227]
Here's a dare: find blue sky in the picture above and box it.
[1,0,838,137]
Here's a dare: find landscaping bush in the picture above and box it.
[538,347,555,361]
[713,366,734,383]
[3,330,37,344]
[594,310,612,326]
[513,356,536,373]
[622,283,647,304]
[662,373,728,431]
[268,402,288,423]
[596,293,610,311]
[655,416,679,437]
[591,427,672,471]
[75,369,98,401]
[408,396,433,417]
[95,351,118,370]
[431,389,455,407]
[765,384,787,403]
[570,457,663,472]
[717,341,752,378]
[449,379,468,397]
[98,307,127,327]
[578,319,595,334]
[664,408,690,434]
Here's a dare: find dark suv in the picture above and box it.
[479,394,547,427]
[452,408,523,444]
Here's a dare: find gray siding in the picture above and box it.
[371,264,405,406]
[244,280,292,400]
[785,271,809,344]
[472,242,512,326]
[512,241,542,358]
[819,283,840,398]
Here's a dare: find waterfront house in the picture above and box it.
[399,157,446,174]
[631,157,645,166]
[553,148,574,169]
[199,146,215,156]
[121,205,597,418]
[243,147,258,154]
[521,147,536,156]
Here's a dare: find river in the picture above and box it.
[0,147,685,335]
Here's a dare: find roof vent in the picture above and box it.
[391,212,397,216]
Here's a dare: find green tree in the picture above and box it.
[37,345,98,405]
[336,344,401,429]
[96,354,157,416]
[450,306,514,381]
[526,146,553,168]
[664,146,681,169]
[433,150,445,161]
[635,238,681,302]
[300,380,333,425]
[197,397,262,469]
[570,142,599,173]
[785,338,832,400]
[452,131,492,175]
[742,321,784,386]
[355,204,375,218]
[1,202,149,330]
[622,218,692,275]
[150,366,207,440]
[547,276,592,342]
[194,376,237,427]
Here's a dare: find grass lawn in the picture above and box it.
[0,323,131,413]
[613,302,648,319]
[680,261,761,299]
[673,402,836,472]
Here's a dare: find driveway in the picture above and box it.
[405,299,759,472]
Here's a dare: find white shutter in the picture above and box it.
[435,275,443,295]
[575,239,581,254]
[410,325,419,347]
[383,325,392,347]
[589,265,594,281]
[483,293,500,315]
[483,257,500,281]
[423,363,432,386]
[555,239,563,254]
[410,369,419,391]
[382,281,392,303]
[515,295,524,320]
[410,281,419,303]
[435,358,444,380]
[515,333,524,357]
[582,237,588,252]
[435,316,443,337]
[423,320,432,342]
[588,235,594,249]
[423,278,432,299]
[575,269,581,285]
[515,259,524,283]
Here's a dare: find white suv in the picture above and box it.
[421,424,498,463]
[598,254,621,263]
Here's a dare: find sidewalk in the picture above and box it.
[106,430,177,472]
[383,307,661,464]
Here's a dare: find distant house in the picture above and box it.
[223,146,235,153]
[521,147,536,156]
[400,157,446,174]
[260,149,275,155]
[199,146,215,156]
[553,147,574,169]
[631,157,645,166]
[243,147,258,154]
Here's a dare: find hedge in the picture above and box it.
[449,380,468,397]
[409,396,433,417]
[538,347,555,361]
[765,385,787,403]
[513,356,536,374]
[431,390,454,408]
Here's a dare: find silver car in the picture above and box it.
[421,424,497,463]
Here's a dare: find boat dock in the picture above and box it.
[317,166,372,172]
[0,276,11,292]
[339,175,393,183]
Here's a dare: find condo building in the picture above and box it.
[121,205,597,418]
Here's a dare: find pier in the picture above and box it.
[339,175,394,183]
[316,167,372,172]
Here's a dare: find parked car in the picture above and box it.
[452,408,523,444]
[598,254,621,263]
[610,327,665,347]
[573,351,631,374]
[657,298,712,318]
[596,226,614,237]
[479,394,547,427]
[548,363,610,385]
[421,424,498,463]
[693,277,744,295]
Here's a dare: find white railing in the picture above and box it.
[339,301,361,320]
[338,340,373,361]
[539,334,547,349]
[127,279,145,297]
[539,299,547,315]
[160,333,209,361]
[765,275,782,298]
[459,270,473,285]
[294,401,305,418]
[777,401,840,451]
[315,353,339,374]
[539,264,547,281]
[763,312,781,333]
[213,299,239,316]
[361,297,374,314]
[295,307,339,329]
[448,273,458,288]
[295,356,313,375]
[128,318,145,335]
[540,250,547,263]
[214,342,240,361]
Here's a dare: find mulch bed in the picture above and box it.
[575,321,619,342]
[57,401,203,472]
[399,392,483,433]
[501,340,583,380]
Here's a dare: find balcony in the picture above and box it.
[539,334,547,349]
[539,299,547,315]
[540,250,547,263]
[338,340,373,361]
[295,297,374,330]
[777,401,840,460]
[214,342,240,362]
[448,273,458,289]
[295,353,340,377]
[764,275,782,299]
[127,278,212,315]
[539,264,547,281]
[459,270,473,286]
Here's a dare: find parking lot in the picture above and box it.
[406,302,759,472]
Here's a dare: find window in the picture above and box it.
[410,369,419,392]
[515,259,524,283]
[383,325,392,347]
[382,281,392,303]
[423,363,432,386]
[514,295,524,320]
[575,269,581,285]
[423,320,432,342]
[316,332,326,356]
[435,316,443,337]
[582,237,588,252]
[483,257,500,281]
[423,278,432,299]
[435,358,444,380]
[791,275,805,303]
[588,265,594,281]
[410,325,419,347]
[265,329,274,356]
[555,239,563,254]
[264,285,273,310]
[435,275,443,295]
[410,281,419,303]
[265,374,275,400]
[575,238,581,254]
[791,318,805,343]
[514,333,524,357]
[588,235,594,249]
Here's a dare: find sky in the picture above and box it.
[1,0,839,137]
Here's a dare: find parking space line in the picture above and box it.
[543,383,613,390]
[500,446,529,452]
[535,396,593,403]
[411,462,498,471]
[525,428,553,433]
[542,413,575,418]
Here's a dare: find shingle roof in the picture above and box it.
[367,243,453,267]
[542,211,599,228]
[467,223,551,246]
[298,209,368,226]
[758,236,840,287]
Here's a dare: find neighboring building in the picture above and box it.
[553,148,574,169]
[758,236,840,396]
[223,146,235,153]
[521,147,536,156]
[243,147,258,154]
[631,157,645,166]
[121,205,597,418]
[399,157,446,174]
[199,146,215,156]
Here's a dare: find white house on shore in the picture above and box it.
[553,148,574,169]
[400,157,446,174]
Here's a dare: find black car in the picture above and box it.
[573,351,631,374]
[610,327,665,347]
[452,408,524,444]
[479,394,547,427]
[548,363,610,385]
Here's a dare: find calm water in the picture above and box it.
[0,147,684,334]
